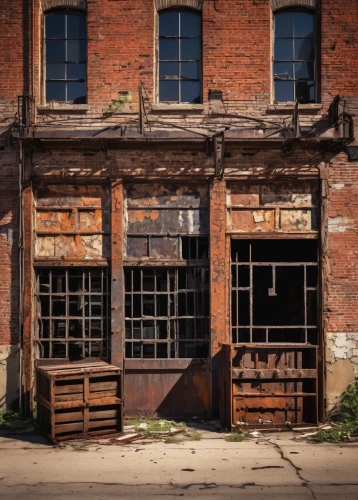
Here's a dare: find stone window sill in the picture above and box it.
[151,103,205,112]
[37,104,90,113]
[267,103,322,113]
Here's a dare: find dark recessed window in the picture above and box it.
[159,10,201,104]
[45,10,86,104]
[274,10,316,103]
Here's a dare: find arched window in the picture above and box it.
[273,10,316,103]
[45,10,87,103]
[158,9,201,103]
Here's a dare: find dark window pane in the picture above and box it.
[67,63,86,80]
[159,11,179,37]
[160,39,179,60]
[274,39,293,61]
[46,81,66,101]
[46,13,66,39]
[67,13,86,39]
[46,63,66,80]
[296,81,315,103]
[181,38,200,60]
[274,12,293,38]
[181,62,199,79]
[294,38,314,60]
[67,40,86,62]
[180,11,201,37]
[46,40,66,62]
[274,62,293,79]
[294,62,314,79]
[159,80,179,102]
[159,62,179,77]
[275,80,294,102]
[181,81,200,103]
[67,82,86,103]
[294,12,314,37]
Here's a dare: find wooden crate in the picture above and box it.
[36,361,123,443]
[220,344,318,430]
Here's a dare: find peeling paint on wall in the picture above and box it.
[326,332,358,409]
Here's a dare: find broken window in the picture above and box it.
[159,9,201,103]
[45,10,87,103]
[124,184,209,358]
[231,240,318,344]
[274,10,316,103]
[125,267,209,358]
[35,268,109,359]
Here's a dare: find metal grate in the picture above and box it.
[124,267,209,358]
[231,240,319,345]
[35,268,109,359]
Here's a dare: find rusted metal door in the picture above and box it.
[224,238,319,428]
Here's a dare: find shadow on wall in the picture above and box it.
[124,359,211,419]
[0,345,20,409]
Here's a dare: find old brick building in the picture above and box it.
[0,0,358,427]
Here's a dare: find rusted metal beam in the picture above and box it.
[209,179,228,416]
[111,181,125,370]
[22,184,34,415]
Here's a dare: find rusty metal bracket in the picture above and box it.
[213,132,225,178]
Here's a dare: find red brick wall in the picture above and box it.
[1,0,358,111]
[0,150,19,346]
[0,0,27,117]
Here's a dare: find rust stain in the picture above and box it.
[131,210,160,222]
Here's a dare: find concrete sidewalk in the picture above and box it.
[0,427,357,499]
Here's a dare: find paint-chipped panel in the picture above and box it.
[229,209,275,232]
[35,185,110,261]
[126,183,209,208]
[36,235,110,259]
[36,237,55,257]
[280,209,317,231]
[127,208,207,234]
[227,182,318,234]
[35,209,107,233]
[228,184,260,206]
[260,182,317,206]
[36,185,110,208]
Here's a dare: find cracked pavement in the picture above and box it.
[0,428,357,499]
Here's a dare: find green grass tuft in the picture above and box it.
[225,431,246,442]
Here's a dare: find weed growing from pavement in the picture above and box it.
[225,431,246,442]
[163,436,181,444]
[185,429,202,440]
[309,377,358,443]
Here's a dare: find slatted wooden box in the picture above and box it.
[220,344,318,430]
[36,361,122,443]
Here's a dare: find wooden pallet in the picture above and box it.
[36,361,123,443]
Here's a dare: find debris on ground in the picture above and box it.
[307,377,358,443]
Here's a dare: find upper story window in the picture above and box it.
[274,10,316,103]
[45,10,86,104]
[159,10,201,104]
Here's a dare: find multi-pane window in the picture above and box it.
[159,9,201,103]
[35,268,109,359]
[231,240,318,345]
[274,10,316,103]
[45,10,86,103]
[125,267,209,359]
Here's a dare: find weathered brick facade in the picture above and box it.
[0,0,358,424]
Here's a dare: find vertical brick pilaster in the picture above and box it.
[111,180,124,370]
[210,178,228,415]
